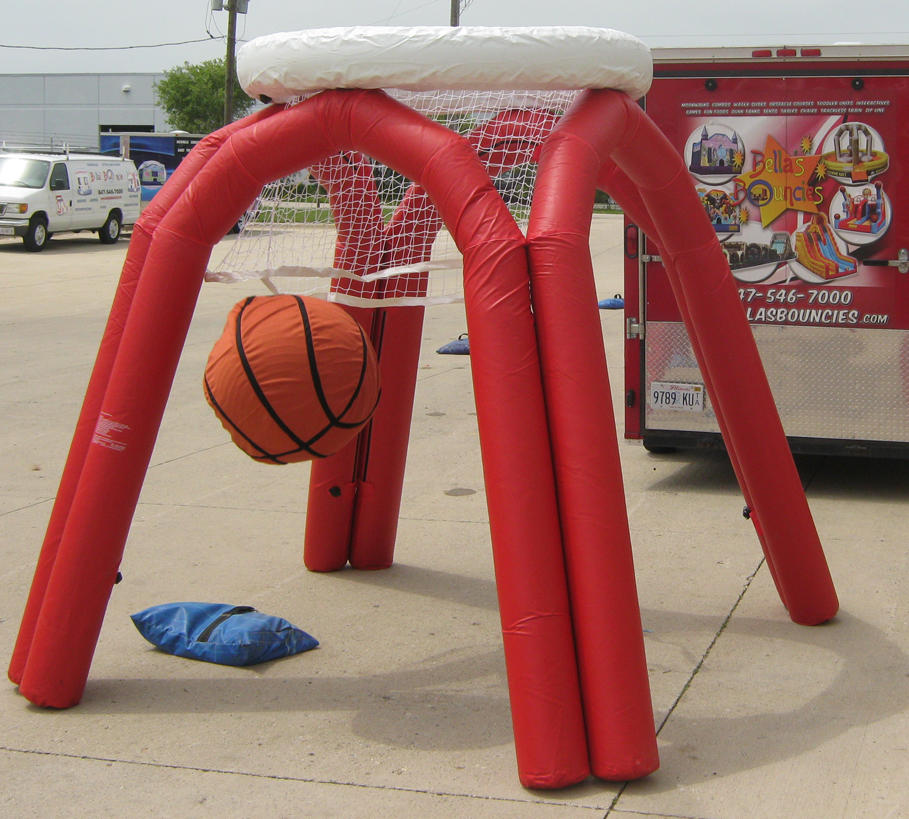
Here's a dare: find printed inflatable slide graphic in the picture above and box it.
[794,213,857,279]
[684,117,893,286]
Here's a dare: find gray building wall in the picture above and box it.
[0,73,169,150]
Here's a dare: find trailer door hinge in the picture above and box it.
[864,248,909,274]
[626,317,645,340]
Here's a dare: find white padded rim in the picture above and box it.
[237,26,653,103]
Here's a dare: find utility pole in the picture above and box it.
[224,0,238,125]
[213,0,249,126]
[450,0,459,26]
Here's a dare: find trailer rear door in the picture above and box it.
[625,54,909,457]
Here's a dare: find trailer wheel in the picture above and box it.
[23,215,49,252]
[99,211,122,244]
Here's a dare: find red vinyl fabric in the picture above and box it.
[12,90,590,789]
[589,90,837,626]
[303,152,426,572]
[527,91,659,780]
[11,84,837,790]
[305,107,567,574]
[7,106,282,687]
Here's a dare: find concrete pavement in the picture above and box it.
[1,218,907,817]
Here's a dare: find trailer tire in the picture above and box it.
[23,215,49,252]
[643,439,676,454]
[99,211,122,244]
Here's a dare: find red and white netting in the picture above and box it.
[206,27,652,306]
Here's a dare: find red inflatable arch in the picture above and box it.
[9,27,837,790]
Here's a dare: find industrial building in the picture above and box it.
[0,73,170,150]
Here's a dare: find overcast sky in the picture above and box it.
[2,0,908,75]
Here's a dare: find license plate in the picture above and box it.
[649,381,705,412]
[0,226,14,236]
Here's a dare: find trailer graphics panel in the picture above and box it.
[625,53,909,456]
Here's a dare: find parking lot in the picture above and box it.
[1,221,907,817]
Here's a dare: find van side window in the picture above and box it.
[49,163,70,191]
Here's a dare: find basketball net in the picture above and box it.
[206,89,581,306]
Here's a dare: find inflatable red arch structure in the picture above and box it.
[9,84,838,788]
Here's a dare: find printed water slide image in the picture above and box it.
[793,214,858,282]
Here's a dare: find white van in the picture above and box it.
[0,150,140,251]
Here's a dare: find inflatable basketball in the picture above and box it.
[204,294,381,464]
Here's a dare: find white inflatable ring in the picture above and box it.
[237,26,653,103]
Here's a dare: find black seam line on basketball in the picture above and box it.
[235,297,322,458]
[259,439,330,460]
[203,376,284,465]
[253,429,331,460]
[252,445,326,462]
[298,318,372,430]
[292,295,364,428]
[333,322,370,421]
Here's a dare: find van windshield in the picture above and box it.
[0,157,50,189]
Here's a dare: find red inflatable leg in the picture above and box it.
[8,107,280,686]
[18,234,214,707]
[15,92,590,789]
[348,305,424,569]
[348,95,589,785]
[303,156,426,573]
[306,111,563,574]
[527,97,658,781]
[597,160,791,610]
[602,90,837,624]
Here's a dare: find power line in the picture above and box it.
[368,0,446,25]
[0,37,220,52]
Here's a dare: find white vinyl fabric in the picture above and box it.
[237,26,653,103]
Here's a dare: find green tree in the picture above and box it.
[154,58,255,133]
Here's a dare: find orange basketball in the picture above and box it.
[204,294,381,464]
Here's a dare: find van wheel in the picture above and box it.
[23,216,49,252]
[99,212,121,244]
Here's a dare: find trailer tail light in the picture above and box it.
[751,47,822,58]
[624,223,639,260]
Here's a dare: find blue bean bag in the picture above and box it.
[437,333,470,354]
[131,602,318,666]
[598,295,625,309]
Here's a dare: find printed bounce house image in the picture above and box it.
[8,26,838,790]
[688,125,745,176]
[699,187,744,232]
[834,180,889,235]
[821,122,889,183]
